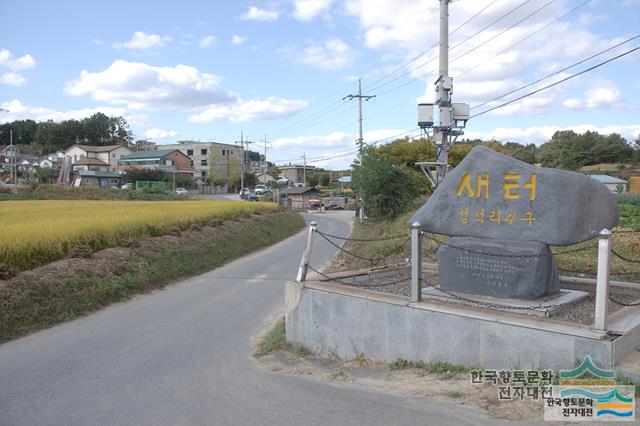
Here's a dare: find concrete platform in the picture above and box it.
[421,287,588,317]
[285,280,640,370]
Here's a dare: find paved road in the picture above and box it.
[0,212,524,425]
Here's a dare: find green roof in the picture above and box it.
[120,149,176,161]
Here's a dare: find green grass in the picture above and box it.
[389,358,469,379]
[0,211,304,342]
[255,320,288,356]
[254,317,313,357]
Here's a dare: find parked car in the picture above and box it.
[121,183,133,190]
[175,187,188,195]
[239,187,250,199]
[244,192,258,201]
[255,184,266,195]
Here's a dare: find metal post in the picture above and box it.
[410,221,423,302]
[296,221,318,282]
[594,229,612,331]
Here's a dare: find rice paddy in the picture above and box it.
[0,200,279,270]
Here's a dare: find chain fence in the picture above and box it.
[307,225,640,311]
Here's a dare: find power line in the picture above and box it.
[366,0,528,94]
[456,0,589,80]
[470,45,640,118]
[363,0,500,92]
[449,0,559,69]
[471,34,640,111]
[375,0,558,97]
[268,103,357,139]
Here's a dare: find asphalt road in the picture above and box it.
[0,212,525,425]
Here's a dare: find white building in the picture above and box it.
[157,140,243,182]
[64,144,132,173]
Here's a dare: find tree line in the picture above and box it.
[353,130,640,220]
[0,113,133,153]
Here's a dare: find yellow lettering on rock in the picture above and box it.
[455,173,474,198]
[503,173,521,200]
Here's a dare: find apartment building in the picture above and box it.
[158,140,243,182]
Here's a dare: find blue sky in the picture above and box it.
[1,0,639,169]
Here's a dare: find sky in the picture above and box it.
[1,0,639,170]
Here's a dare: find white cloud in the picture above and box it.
[241,6,279,21]
[0,72,26,86]
[199,35,216,48]
[144,128,178,139]
[188,97,309,123]
[65,60,236,110]
[0,49,36,71]
[560,81,622,110]
[0,99,130,123]
[344,1,624,117]
[114,31,172,49]
[92,38,103,46]
[292,0,334,21]
[585,85,622,109]
[465,124,640,146]
[562,98,583,110]
[289,38,354,70]
[273,131,352,149]
[231,35,247,45]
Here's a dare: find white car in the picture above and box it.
[255,184,266,195]
[121,183,133,190]
[175,187,189,195]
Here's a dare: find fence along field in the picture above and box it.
[0,200,279,271]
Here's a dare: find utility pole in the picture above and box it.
[301,153,306,187]
[416,0,469,188]
[263,137,268,184]
[344,78,375,224]
[240,131,244,192]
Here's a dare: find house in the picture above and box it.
[157,140,243,182]
[279,187,321,210]
[279,164,316,186]
[65,144,132,173]
[256,173,275,184]
[119,149,194,176]
[589,174,628,193]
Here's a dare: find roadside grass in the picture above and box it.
[254,318,312,357]
[390,358,470,379]
[0,199,278,271]
[0,210,304,342]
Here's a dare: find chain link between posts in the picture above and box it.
[308,226,640,309]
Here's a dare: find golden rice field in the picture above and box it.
[0,200,279,271]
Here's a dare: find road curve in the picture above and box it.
[1,212,519,425]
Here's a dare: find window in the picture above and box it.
[201,149,207,155]
[187,149,193,156]
[222,149,226,156]
[165,160,173,166]
[201,159,207,167]
[190,160,194,167]
[201,171,206,178]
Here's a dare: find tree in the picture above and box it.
[227,156,242,191]
[306,174,319,187]
[209,150,225,187]
[352,147,421,219]
[268,165,280,179]
[320,173,331,187]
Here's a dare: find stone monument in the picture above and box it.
[409,146,620,300]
